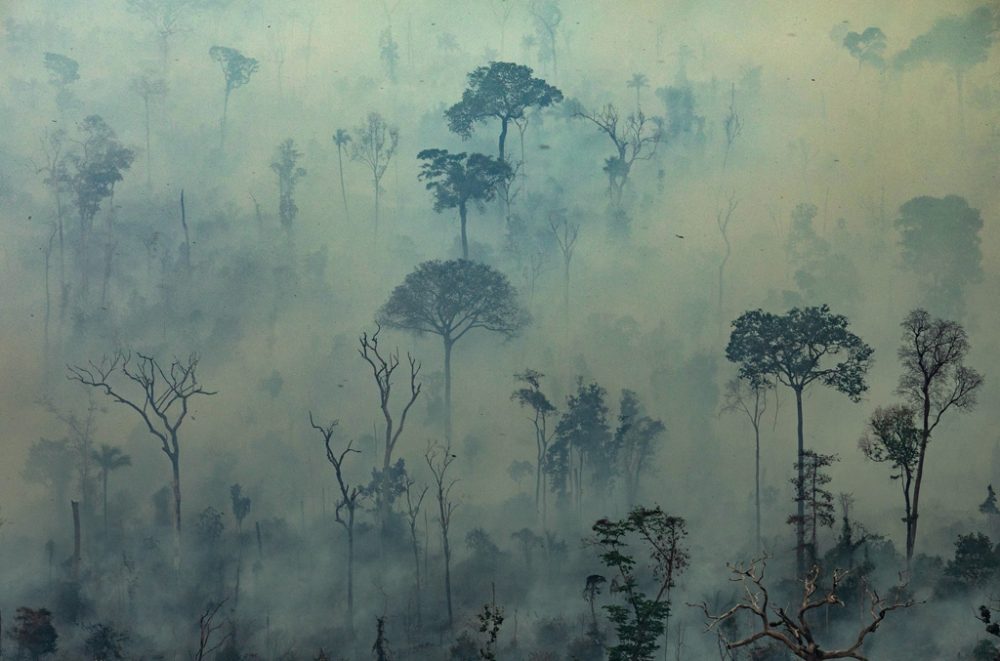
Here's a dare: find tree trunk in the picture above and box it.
[102,470,109,539]
[220,87,230,150]
[337,146,350,223]
[144,95,152,188]
[170,450,182,567]
[754,422,761,552]
[459,202,469,259]
[443,529,453,630]
[410,522,422,626]
[71,500,81,582]
[795,387,805,577]
[373,175,381,237]
[347,519,355,635]
[908,384,932,568]
[443,337,453,444]
[498,117,509,162]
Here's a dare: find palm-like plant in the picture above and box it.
[333,129,351,223]
[91,444,131,536]
[627,72,649,112]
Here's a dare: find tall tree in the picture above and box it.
[426,441,458,630]
[357,326,421,536]
[416,149,512,259]
[332,128,351,223]
[574,104,662,212]
[403,477,428,626]
[843,27,888,70]
[896,309,983,566]
[309,413,361,634]
[511,369,557,520]
[43,52,80,115]
[445,62,563,162]
[68,352,215,561]
[270,139,306,235]
[209,46,258,149]
[528,0,562,79]
[894,5,997,134]
[614,390,665,510]
[548,209,578,323]
[229,483,251,607]
[378,260,529,444]
[350,113,398,235]
[626,73,648,113]
[895,195,982,317]
[129,74,167,188]
[788,451,838,568]
[65,116,135,305]
[90,444,131,538]
[859,404,920,561]
[127,0,215,66]
[726,305,873,576]
[546,379,612,513]
[721,377,770,552]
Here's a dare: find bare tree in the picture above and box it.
[195,600,230,661]
[68,351,215,561]
[721,377,769,553]
[129,74,167,188]
[358,325,421,537]
[695,559,914,660]
[715,192,738,321]
[722,83,743,170]
[426,441,458,630]
[403,477,428,626]
[350,113,399,236]
[548,209,578,323]
[332,129,351,223]
[309,413,361,634]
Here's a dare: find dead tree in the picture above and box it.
[722,82,743,170]
[309,412,361,634]
[68,351,215,562]
[715,192,738,321]
[721,377,769,552]
[426,441,458,630]
[548,210,578,324]
[403,477,428,626]
[195,600,229,661]
[694,559,914,660]
[358,325,421,537]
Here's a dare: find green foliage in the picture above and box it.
[946,533,1000,588]
[83,622,128,660]
[725,305,873,398]
[787,451,838,565]
[860,405,920,484]
[417,149,512,214]
[894,5,997,74]
[546,380,612,500]
[843,27,887,69]
[195,506,225,544]
[229,483,251,526]
[43,52,79,86]
[270,138,306,230]
[591,506,688,661]
[67,116,136,229]
[209,45,258,93]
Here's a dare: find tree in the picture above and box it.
[65,116,135,305]
[726,305,873,576]
[309,413,361,633]
[83,623,128,660]
[229,483,251,606]
[614,390,665,510]
[895,195,982,317]
[788,451,838,568]
[426,441,458,630]
[129,74,167,188]
[417,149,513,259]
[722,83,743,170]
[715,192,738,318]
[379,260,528,443]
[403,477,428,626]
[445,62,563,163]
[843,27,888,70]
[574,104,662,213]
[90,444,131,538]
[209,46,258,149]
[68,352,215,560]
[721,377,770,552]
[626,73,648,113]
[697,559,914,660]
[897,309,983,566]
[350,112,398,235]
[11,607,58,660]
[858,405,920,560]
[548,209,579,322]
[270,139,306,235]
[379,28,399,82]
[528,0,562,78]
[358,326,421,536]
[546,380,612,513]
[127,0,216,66]
[43,52,80,114]
[511,369,557,520]
[332,128,351,223]
[894,5,997,133]
[591,506,688,661]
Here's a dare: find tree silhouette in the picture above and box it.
[445,62,563,162]
[416,149,513,259]
[722,377,770,552]
[626,72,648,112]
[843,27,888,70]
[726,305,873,576]
[270,138,306,235]
[379,260,528,443]
[209,46,258,149]
[91,444,131,538]
[332,128,351,223]
[129,74,167,188]
[350,112,399,235]
[511,369,557,520]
